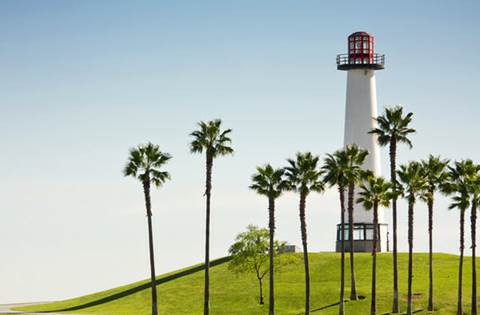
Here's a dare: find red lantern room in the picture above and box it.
[337,31,385,71]
[349,32,374,64]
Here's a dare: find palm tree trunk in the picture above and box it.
[390,138,399,313]
[371,201,379,315]
[472,201,478,315]
[428,196,434,312]
[339,186,346,315]
[299,193,310,315]
[204,154,213,315]
[268,196,275,315]
[143,179,158,315]
[407,201,414,315]
[348,183,358,301]
[457,209,465,315]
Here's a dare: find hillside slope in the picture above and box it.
[16,253,471,314]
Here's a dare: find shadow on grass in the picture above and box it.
[40,256,231,313]
[310,300,348,313]
[304,295,365,315]
[381,308,424,314]
[295,299,351,314]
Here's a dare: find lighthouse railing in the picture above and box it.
[336,53,385,67]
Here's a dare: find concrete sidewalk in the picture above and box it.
[0,303,90,315]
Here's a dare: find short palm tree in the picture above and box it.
[443,160,474,315]
[420,155,449,312]
[250,164,288,315]
[190,119,233,315]
[123,143,171,315]
[369,105,415,313]
[322,149,350,315]
[285,152,325,315]
[344,144,369,301]
[357,175,392,315]
[397,161,428,315]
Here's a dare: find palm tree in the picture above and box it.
[357,175,392,315]
[450,160,480,315]
[369,105,415,313]
[322,149,350,315]
[469,171,480,315]
[344,144,369,301]
[285,152,325,315]
[250,164,288,315]
[123,143,171,315]
[397,161,428,315]
[443,160,474,315]
[420,155,449,312]
[190,119,233,315]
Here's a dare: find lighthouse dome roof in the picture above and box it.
[349,31,371,37]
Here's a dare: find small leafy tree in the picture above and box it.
[228,225,287,305]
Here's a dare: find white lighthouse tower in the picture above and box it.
[335,31,389,252]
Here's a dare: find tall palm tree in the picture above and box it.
[322,149,350,315]
[443,160,474,315]
[397,161,428,315]
[357,175,392,315]
[420,155,449,312]
[451,160,480,315]
[190,119,233,315]
[250,164,288,315]
[123,142,171,315]
[369,105,415,313]
[285,152,325,315]
[344,144,369,301]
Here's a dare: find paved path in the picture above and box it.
[0,303,90,315]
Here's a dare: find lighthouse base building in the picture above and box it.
[335,223,389,252]
[335,32,389,253]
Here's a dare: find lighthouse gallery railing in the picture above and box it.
[336,53,385,67]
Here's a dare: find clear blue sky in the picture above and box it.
[1,0,479,303]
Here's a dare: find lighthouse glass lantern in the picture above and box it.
[337,31,385,70]
[334,31,388,253]
[348,32,373,64]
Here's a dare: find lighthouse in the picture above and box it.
[335,32,389,252]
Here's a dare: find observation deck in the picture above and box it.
[337,53,385,71]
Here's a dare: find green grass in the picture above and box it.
[15,253,474,314]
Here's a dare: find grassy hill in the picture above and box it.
[15,253,473,314]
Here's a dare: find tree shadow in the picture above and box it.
[381,308,424,314]
[38,256,231,313]
[295,299,350,314]
[305,296,368,314]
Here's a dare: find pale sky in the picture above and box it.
[1,0,479,303]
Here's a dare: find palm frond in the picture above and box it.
[189,119,234,158]
[370,105,415,149]
[284,152,324,196]
[249,164,287,199]
[123,143,172,188]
